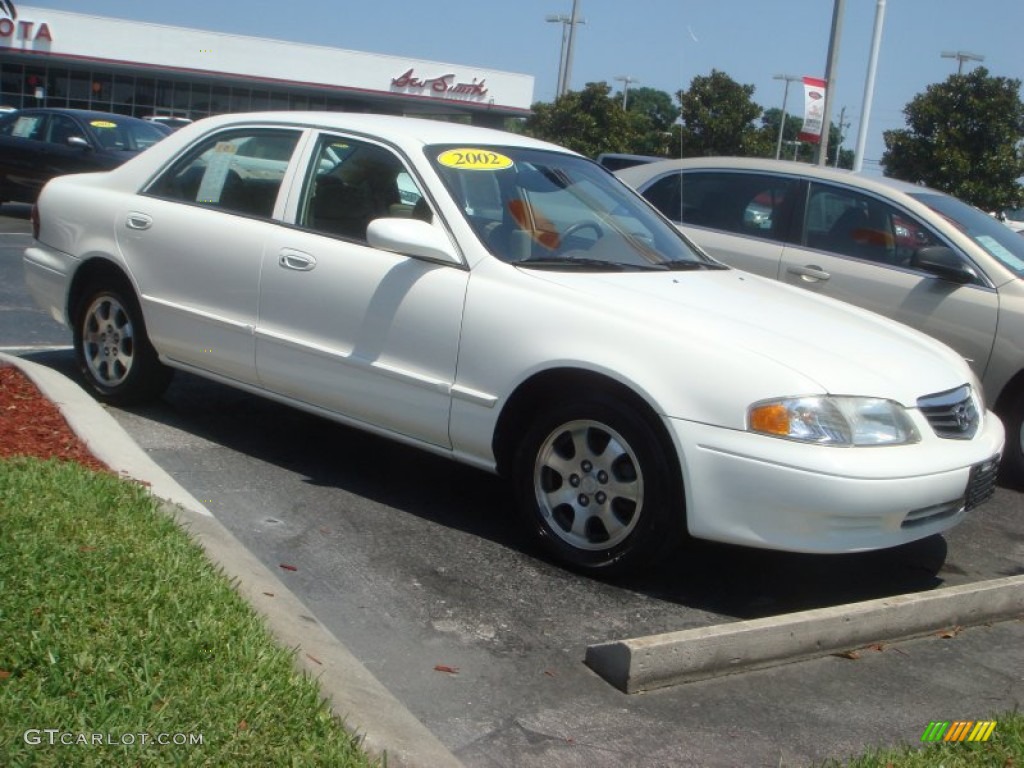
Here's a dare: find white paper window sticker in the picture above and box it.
[196,141,239,204]
[12,116,41,138]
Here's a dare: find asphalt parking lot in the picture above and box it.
[3,204,1023,766]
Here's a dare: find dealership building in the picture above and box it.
[0,6,534,126]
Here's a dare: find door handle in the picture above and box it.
[125,212,152,231]
[278,249,317,272]
[787,264,831,282]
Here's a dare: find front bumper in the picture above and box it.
[668,410,1005,553]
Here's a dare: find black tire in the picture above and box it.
[513,393,684,574]
[73,278,172,405]
[999,391,1024,487]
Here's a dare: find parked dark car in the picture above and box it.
[0,108,170,204]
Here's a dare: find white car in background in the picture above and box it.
[999,207,1024,234]
[24,114,1003,573]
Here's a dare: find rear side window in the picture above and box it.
[643,171,795,242]
[147,129,301,219]
[1,113,47,140]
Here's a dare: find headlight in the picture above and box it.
[749,396,920,446]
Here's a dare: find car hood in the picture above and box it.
[522,267,972,406]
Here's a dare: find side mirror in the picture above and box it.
[67,135,91,150]
[366,218,461,266]
[911,245,976,284]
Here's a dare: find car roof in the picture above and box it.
[8,107,155,124]
[173,111,568,154]
[616,155,942,201]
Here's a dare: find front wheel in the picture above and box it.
[999,390,1024,487]
[73,279,172,404]
[514,395,684,574]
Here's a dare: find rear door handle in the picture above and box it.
[278,249,317,272]
[787,264,831,282]
[125,212,152,231]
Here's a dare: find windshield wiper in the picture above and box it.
[515,257,662,271]
[663,261,728,271]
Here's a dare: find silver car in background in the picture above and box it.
[618,157,1024,484]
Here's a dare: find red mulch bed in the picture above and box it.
[0,363,109,472]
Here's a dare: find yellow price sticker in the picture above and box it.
[437,148,513,171]
[90,120,117,128]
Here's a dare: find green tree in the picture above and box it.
[672,70,763,157]
[882,67,1024,210]
[525,81,640,158]
[620,86,677,157]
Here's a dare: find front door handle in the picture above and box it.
[787,264,831,282]
[125,212,152,231]
[278,249,317,272]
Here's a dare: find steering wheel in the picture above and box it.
[561,220,605,241]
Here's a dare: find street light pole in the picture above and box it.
[941,50,985,74]
[546,5,586,98]
[615,75,638,110]
[562,0,582,96]
[854,0,886,173]
[773,74,801,161]
[545,14,570,97]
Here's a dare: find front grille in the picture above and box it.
[917,385,981,439]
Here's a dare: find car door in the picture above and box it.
[779,180,999,375]
[116,127,305,384]
[638,169,793,277]
[255,133,468,448]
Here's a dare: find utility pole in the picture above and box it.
[817,0,845,166]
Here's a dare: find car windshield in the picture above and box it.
[427,145,714,271]
[85,117,168,151]
[911,192,1024,275]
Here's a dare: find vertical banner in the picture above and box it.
[798,77,827,143]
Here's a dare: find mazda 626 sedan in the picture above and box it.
[24,112,1004,574]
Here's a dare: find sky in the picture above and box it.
[24,1,1024,174]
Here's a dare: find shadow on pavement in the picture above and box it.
[22,348,1021,626]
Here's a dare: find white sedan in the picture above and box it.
[24,112,1004,574]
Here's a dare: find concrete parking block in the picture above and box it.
[586,575,1024,693]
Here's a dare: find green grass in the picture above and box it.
[0,457,378,767]
[822,711,1023,767]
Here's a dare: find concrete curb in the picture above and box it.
[2,352,463,768]
[586,574,1024,693]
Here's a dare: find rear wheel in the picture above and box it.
[73,279,172,404]
[514,394,683,574]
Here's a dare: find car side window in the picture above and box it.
[47,115,81,147]
[804,182,940,267]
[298,134,430,242]
[642,173,684,222]
[148,129,301,219]
[643,171,794,242]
